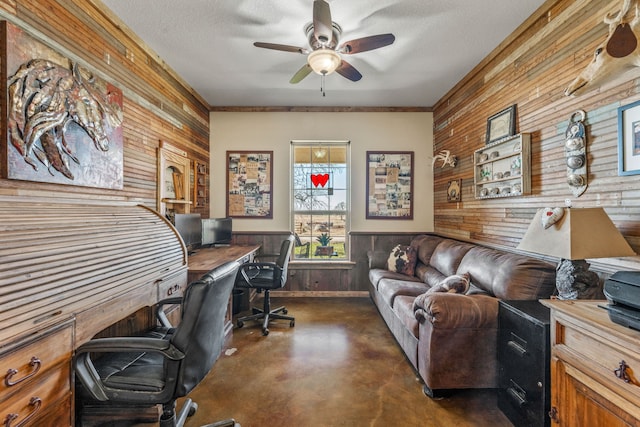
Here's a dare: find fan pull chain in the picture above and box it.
[321,74,326,97]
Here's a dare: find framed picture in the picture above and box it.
[226,151,273,218]
[447,179,461,202]
[486,104,517,144]
[618,99,640,176]
[366,151,414,219]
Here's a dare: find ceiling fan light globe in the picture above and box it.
[307,49,341,75]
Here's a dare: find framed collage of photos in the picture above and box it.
[366,151,414,219]
[226,151,273,218]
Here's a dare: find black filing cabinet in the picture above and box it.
[498,300,550,427]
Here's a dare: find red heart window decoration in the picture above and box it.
[311,174,330,188]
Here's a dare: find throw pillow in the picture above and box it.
[426,272,470,294]
[387,244,418,276]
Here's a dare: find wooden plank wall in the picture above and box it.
[433,0,640,273]
[0,0,210,217]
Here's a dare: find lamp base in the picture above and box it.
[555,259,600,300]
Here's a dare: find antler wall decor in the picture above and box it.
[431,150,457,168]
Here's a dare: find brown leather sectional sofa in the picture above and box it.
[368,234,556,397]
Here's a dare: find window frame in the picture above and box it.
[290,140,350,261]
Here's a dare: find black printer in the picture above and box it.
[603,271,640,331]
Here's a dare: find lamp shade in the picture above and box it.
[307,49,341,75]
[517,207,636,260]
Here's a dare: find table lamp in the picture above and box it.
[517,207,636,300]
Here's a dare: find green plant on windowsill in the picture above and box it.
[315,233,332,246]
[314,233,334,257]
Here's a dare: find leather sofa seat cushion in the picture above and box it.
[369,268,421,290]
[378,278,429,307]
[429,240,475,276]
[393,295,419,338]
[457,246,556,300]
[415,264,448,287]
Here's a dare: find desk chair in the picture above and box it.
[235,235,295,335]
[75,261,240,427]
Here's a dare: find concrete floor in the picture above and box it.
[182,297,513,427]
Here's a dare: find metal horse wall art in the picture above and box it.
[8,58,123,180]
[566,0,640,96]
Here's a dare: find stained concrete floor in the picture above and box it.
[182,297,513,427]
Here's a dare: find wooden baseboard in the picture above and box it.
[271,291,369,298]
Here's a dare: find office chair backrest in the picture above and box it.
[275,235,295,287]
[171,260,239,396]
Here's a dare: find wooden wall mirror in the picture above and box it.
[157,141,191,220]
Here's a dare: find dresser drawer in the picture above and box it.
[157,269,188,300]
[1,361,71,426]
[1,321,73,400]
[559,316,640,401]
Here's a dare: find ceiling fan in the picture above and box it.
[253,0,395,86]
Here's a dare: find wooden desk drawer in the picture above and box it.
[157,269,188,300]
[1,362,71,426]
[1,321,73,400]
[559,317,640,401]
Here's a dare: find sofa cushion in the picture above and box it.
[415,263,447,286]
[426,273,470,294]
[457,246,556,300]
[369,268,420,290]
[413,235,445,266]
[429,240,475,276]
[393,295,420,338]
[378,278,428,307]
[387,244,418,276]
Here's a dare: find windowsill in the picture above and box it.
[290,260,356,269]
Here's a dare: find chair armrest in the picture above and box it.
[156,297,183,329]
[74,337,185,402]
[367,250,389,269]
[413,293,498,329]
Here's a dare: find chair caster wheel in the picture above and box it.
[290,320,295,327]
[262,328,269,336]
[237,321,244,328]
[283,308,288,314]
[188,402,198,417]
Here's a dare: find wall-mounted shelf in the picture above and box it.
[157,141,191,219]
[193,161,209,208]
[474,133,530,199]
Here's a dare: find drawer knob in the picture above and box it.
[4,396,42,427]
[4,357,41,387]
[614,360,632,383]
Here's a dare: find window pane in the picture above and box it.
[292,142,349,260]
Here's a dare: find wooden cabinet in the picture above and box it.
[1,320,74,426]
[157,141,191,219]
[542,300,640,426]
[473,133,530,199]
[498,300,550,427]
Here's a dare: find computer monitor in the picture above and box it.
[202,217,233,246]
[173,213,202,253]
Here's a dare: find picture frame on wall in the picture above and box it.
[226,151,273,218]
[447,179,461,202]
[366,151,414,219]
[618,99,640,176]
[486,104,516,144]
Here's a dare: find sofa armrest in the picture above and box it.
[367,250,389,269]
[413,293,498,329]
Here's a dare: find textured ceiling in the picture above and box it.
[100,0,546,108]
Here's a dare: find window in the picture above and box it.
[291,141,349,260]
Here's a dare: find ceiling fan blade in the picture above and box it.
[313,0,333,45]
[254,42,307,54]
[339,33,395,54]
[336,60,362,82]
[290,64,313,84]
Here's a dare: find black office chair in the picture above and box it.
[235,235,295,335]
[74,261,240,427]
